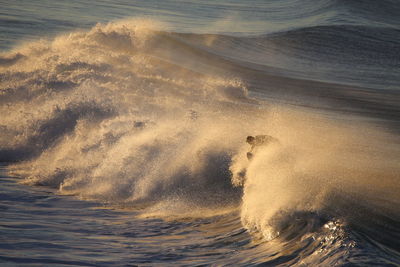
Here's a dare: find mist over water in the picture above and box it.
[1,1,400,266]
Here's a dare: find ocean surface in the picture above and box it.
[1,0,400,266]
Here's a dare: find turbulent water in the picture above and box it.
[1,1,400,266]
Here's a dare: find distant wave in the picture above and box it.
[170,24,400,90]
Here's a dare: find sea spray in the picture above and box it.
[233,107,400,242]
[1,20,264,210]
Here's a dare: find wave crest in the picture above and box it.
[1,20,259,212]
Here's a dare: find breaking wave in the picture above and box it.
[1,19,400,265]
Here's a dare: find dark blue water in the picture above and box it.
[1,1,400,266]
[0,166,260,266]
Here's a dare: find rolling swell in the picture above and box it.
[1,18,400,265]
[173,24,400,90]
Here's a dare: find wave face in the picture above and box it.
[1,1,400,266]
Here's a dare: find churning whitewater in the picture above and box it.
[1,1,400,265]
